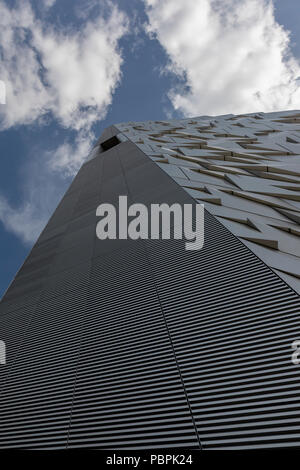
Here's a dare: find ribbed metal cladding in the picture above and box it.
[67,243,198,449]
[143,229,300,449]
[0,136,299,449]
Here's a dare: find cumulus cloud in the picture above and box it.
[0,0,128,243]
[0,0,128,132]
[144,0,300,116]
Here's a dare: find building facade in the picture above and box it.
[0,110,300,449]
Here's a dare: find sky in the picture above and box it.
[0,0,299,297]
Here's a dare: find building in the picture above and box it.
[0,110,300,450]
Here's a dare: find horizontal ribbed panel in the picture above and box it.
[67,244,197,449]
[143,219,300,449]
[0,138,299,450]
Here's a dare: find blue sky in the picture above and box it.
[0,0,299,297]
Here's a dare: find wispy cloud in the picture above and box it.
[0,150,69,244]
[144,0,300,116]
[0,0,128,243]
[46,131,94,178]
[0,197,46,245]
[42,0,56,9]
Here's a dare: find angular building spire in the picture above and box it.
[0,110,300,450]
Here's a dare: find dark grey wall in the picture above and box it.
[0,139,300,449]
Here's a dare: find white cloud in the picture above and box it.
[0,0,128,244]
[0,2,50,128]
[0,0,128,132]
[42,0,56,8]
[0,152,69,244]
[0,197,47,245]
[46,130,93,177]
[144,0,300,116]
